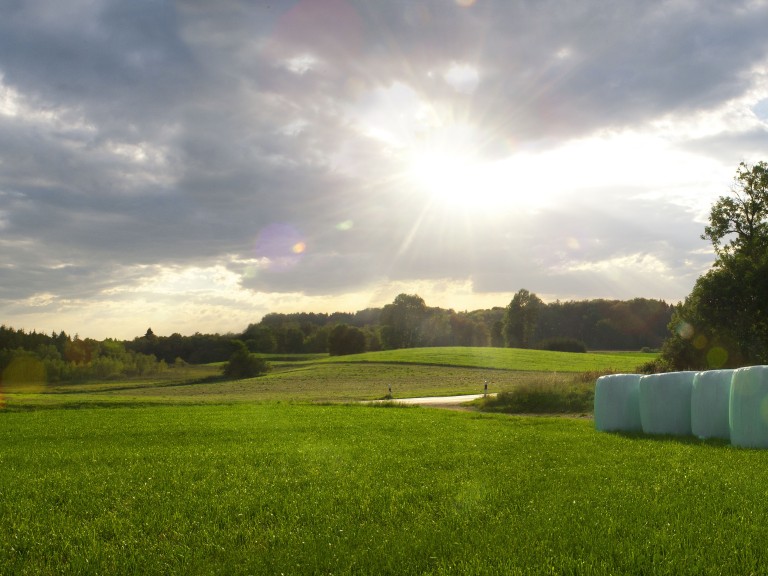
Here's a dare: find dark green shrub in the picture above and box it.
[636,357,670,374]
[328,324,367,356]
[223,342,270,379]
[535,337,587,353]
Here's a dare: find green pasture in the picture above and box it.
[6,347,719,574]
[316,346,653,372]
[1,348,651,411]
[2,403,767,575]
[0,365,581,411]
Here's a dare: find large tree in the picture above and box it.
[503,289,543,349]
[379,294,427,349]
[702,161,768,261]
[662,162,768,369]
[328,324,367,356]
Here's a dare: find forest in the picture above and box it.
[126,293,672,361]
[0,294,672,383]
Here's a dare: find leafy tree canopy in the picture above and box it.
[379,293,427,349]
[328,324,367,356]
[662,161,768,369]
[503,289,543,349]
[702,161,768,261]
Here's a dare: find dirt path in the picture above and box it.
[367,394,494,410]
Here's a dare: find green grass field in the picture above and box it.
[2,403,767,575]
[317,346,653,372]
[2,347,652,411]
[11,347,755,574]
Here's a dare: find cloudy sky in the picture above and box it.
[1,0,767,339]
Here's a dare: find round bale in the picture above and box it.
[730,365,768,449]
[691,369,734,440]
[594,374,642,432]
[639,371,696,436]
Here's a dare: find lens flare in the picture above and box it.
[566,237,581,250]
[676,321,694,339]
[706,347,728,369]
[1,355,47,394]
[254,223,306,272]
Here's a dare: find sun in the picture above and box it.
[352,80,559,211]
[407,148,479,204]
[400,117,558,212]
[405,139,529,212]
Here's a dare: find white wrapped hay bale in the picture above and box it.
[730,366,768,449]
[594,374,642,432]
[639,371,696,436]
[691,369,734,440]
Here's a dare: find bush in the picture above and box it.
[481,379,594,414]
[636,357,670,374]
[223,342,270,379]
[535,337,587,353]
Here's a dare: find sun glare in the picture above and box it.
[407,149,478,204]
[353,81,565,212]
[405,144,550,212]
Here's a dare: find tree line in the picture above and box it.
[0,327,168,384]
[121,293,672,362]
[1,293,672,384]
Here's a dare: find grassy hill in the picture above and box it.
[316,346,653,372]
[1,347,653,410]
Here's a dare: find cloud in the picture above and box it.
[1,0,766,337]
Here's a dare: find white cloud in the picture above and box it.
[443,62,480,94]
[0,76,21,116]
[284,54,319,74]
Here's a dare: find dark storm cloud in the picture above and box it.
[0,0,194,130]
[0,0,765,319]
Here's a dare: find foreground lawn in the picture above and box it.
[2,403,767,575]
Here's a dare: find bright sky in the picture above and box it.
[1,0,767,339]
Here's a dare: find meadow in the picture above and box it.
[6,347,763,575]
[2,347,652,411]
[318,346,653,373]
[3,404,768,575]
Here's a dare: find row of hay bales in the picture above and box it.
[594,366,768,448]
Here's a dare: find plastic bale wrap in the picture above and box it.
[730,366,768,449]
[594,374,642,432]
[691,369,734,440]
[639,371,696,436]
